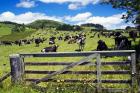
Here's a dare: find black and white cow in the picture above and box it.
[41,45,59,52]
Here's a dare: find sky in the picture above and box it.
[0,0,134,29]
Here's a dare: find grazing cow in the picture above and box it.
[68,38,76,44]
[64,35,70,41]
[41,45,59,52]
[129,31,137,41]
[58,36,63,40]
[77,35,86,51]
[35,38,40,47]
[115,32,121,37]
[49,36,56,45]
[15,40,22,46]
[117,36,131,50]
[96,40,108,51]
[115,35,131,50]
[97,34,100,38]
[2,41,13,46]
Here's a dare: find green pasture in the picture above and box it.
[0,23,12,37]
[0,28,138,93]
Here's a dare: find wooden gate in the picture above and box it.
[9,50,137,93]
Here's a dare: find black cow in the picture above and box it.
[129,31,137,41]
[41,45,59,52]
[115,35,131,50]
[2,41,13,46]
[35,38,40,47]
[15,40,22,46]
[96,40,108,51]
[117,36,131,50]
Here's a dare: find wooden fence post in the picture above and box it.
[96,53,101,93]
[131,53,136,93]
[10,54,24,84]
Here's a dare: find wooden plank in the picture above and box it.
[96,53,101,93]
[25,61,130,66]
[102,70,130,74]
[0,72,11,82]
[26,79,131,83]
[102,61,131,65]
[31,54,97,85]
[10,54,24,84]
[20,50,135,57]
[102,80,131,83]
[131,53,136,93]
[25,70,130,74]
[102,88,129,92]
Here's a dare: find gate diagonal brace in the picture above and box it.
[30,53,97,86]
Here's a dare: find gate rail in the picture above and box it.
[9,50,136,93]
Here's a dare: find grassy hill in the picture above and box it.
[28,19,63,29]
[0,21,36,41]
[0,23,12,37]
[0,29,36,41]
[0,21,25,37]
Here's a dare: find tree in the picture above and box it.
[20,24,25,32]
[102,0,140,29]
[12,24,25,33]
[56,24,74,31]
[12,24,20,32]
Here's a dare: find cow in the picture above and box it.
[15,40,22,46]
[41,45,59,52]
[58,36,63,40]
[35,38,40,47]
[129,31,137,41]
[117,36,131,50]
[68,38,76,44]
[64,35,70,41]
[77,35,86,51]
[2,41,13,46]
[96,40,108,51]
[49,36,56,45]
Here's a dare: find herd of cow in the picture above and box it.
[0,30,139,52]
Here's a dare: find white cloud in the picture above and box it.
[16,0,102,9]
[16,0,35,8]
[0,11,134,29]
[65,12,92,22]
[38,0,101,10]
[0,11,62,24]
[64,12,134,29]
[68,3,82,10]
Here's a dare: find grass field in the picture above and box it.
[0,23,12,37]
[0,28,139,93]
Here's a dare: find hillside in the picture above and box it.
[81,23,105,30]
[0,23,13,37]
[0,21,25,37]
[28,19,63,29]
[0,21,36,41]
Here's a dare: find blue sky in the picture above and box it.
[0,0,134,29]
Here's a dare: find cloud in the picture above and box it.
[65,12,92,22]
[0,11,62,24]
[16,0,35,8]
[68,3,82,10]
[16,0,102,9]
[64,12,134,29]
[38,0,101,10]
[0,11,134,29]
